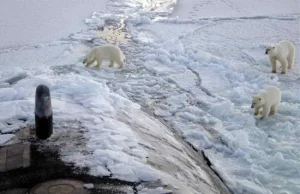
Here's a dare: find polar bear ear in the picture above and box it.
[272,47,275,49]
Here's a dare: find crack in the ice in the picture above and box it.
[186,66,215,97]
[196,14,300,22]
[0,40,72,54]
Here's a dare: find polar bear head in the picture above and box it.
[265,45,276,56]
[251,96,265,108]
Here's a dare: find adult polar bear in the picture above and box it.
[83,45,125,68]
[251,86,281,120]
[265,40,295,74]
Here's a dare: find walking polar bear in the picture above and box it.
[83,45,125,68]
[251,86,281,120]
[265,40,295,74]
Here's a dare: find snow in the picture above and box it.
[0,125,21,134]
[83,183,94,189]
[1,0,300,194]
[138,187,173,194]
[0,134,15,145]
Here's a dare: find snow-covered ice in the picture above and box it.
[0,0,107,48]
[172,0,300,20]
[1,0,300,194]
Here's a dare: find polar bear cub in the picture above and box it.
[265,40,295,74]
[251,86,281,120]
[83,45,125,68]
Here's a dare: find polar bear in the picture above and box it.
[83,45,125,68]
[251,86,281,120]
[265,40,295,74]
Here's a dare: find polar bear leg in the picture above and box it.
[287,52,295,69]
[270,58,277,73]
[261,105,270,120]
[254,107,260,116]
[279,58,288,74]
[86,59,96,67]
[115,59,124,68]
[119,62,124,69]
[270,104,278,115]
[109,59,114,68]
[95,59,103,68]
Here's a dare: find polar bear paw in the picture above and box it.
[260,116,268,120]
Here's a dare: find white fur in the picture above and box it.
[251,86,281,120]
[83,45,125,68]
[266,40,295,74]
